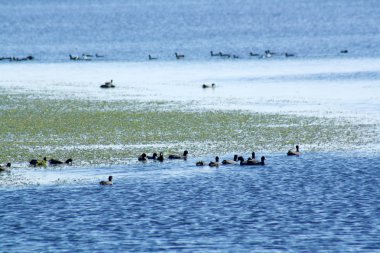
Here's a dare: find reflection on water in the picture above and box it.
[1,153,380,252]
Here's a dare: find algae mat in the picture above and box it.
[0,94,377,167]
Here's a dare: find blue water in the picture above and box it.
[1,0,380,62]
[1,153,380,252]
[2,1,380,252]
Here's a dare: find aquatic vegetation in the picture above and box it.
[0,94,377,166]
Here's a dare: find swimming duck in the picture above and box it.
[157,152,165,162]
[285,52,295,57]
[69,54,80,60]
[99,176,113,185]
[138,153,148,161]
[175,52,184,59]
[196,161,206,166]
[49,158,73,165]
[209,156,220,167]
[210,51,219,57]
[100,80,115,88]
[222,154,239,164]
[287,145,301,156]
[219,52,231,58]
[30,157,47,167]
[0,163,11,171]
[238,156,248,165]
[149,54,157,60]
[250,52,260,57]
[247,152,259,163]
[168,150,188,159]
[240,156,266,166]
[147,153,158,160]
[202,83,215,88]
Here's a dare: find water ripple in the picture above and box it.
[1,153,380,252]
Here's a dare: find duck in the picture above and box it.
[0,163,11,172]
[100,80,115,88]
[210,51,219,57]
[49,158,73,166]
[138,153,148,161]
[175,52,184,59]
[247,152,259,163]
[222,154,239,164]
[69,54,80,60]
[250,52,260,57]
[168,150,188,160]
[196,161,206,166]
[287,145,301,156]
[99,176,113,185]
[340,50,348,54]
[209,156,220,167]
[219,52,231,58]
[285,52,295,57]
[238,156,248,165]
[147,153,158,160]
[30,157,47,167]
[202,83,215,88]
[157,152,165,162]
[82,53,93,58]
[240,156,266,166]
[148,54,157,60]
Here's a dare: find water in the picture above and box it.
[1,0,380,62]
[1,0,380,252]
[1,153,380,252]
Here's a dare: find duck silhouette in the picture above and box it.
[49,158,73,165]
[30,157,47,167]
[100,80,115,88]
[99,176,113,185]
[138,153,148,161]
[0,163,11,171]
[168,150,188,160]
[222,154,239,164]
[240,156,266,166]
[157,152,165,162]
[209,156,221,167]
[287,145,301,156]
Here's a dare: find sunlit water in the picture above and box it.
[1,0,380,251]
[1,153,380,252]
[1,0,380,61]
[2,58,380,122]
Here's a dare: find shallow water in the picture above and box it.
[2,58,380,122]
[1,152,380,252]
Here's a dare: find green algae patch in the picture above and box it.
[0,94,377,166]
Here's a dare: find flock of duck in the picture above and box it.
[1,49,349,63]
[0,157,73,172]
[0,145,301,185]
[99,145,301,185]
[0,55,34,62]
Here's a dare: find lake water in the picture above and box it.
[1,153,380,252]
[1,0,380,62]
[1,0,380,252]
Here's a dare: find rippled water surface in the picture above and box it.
[1,0,380,252]
[1,0,380,61]
[1,153,380,252]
